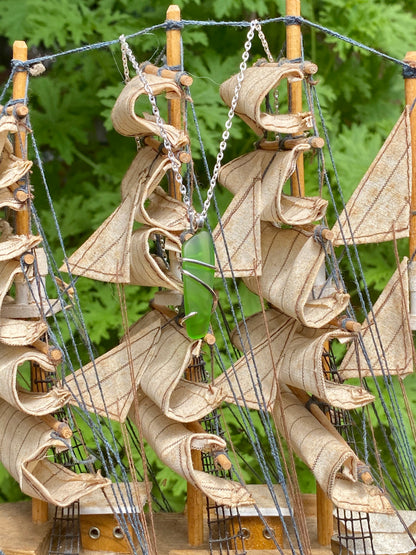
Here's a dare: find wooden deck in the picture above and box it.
[0,498,332,555]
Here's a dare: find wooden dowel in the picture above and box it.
[282,136,324,150]
[166,4,183,200]
[12,41,30,236]
[328,317,361,333]
[404,53,416,286]
[166,6,203,544]
[296,224,334,242]
[143,63,193,87]
[286,0,304,197]
[39,414,72,439]
[33,339,63,365]
[214,453,232,471]
[13,40,48,526]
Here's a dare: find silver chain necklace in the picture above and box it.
[119,20,260,229]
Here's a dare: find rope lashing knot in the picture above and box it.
[403,64,416,79]
[50,431,97,465]
[284,15,303,26]
[165,19,184,31]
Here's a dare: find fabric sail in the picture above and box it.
[213,145,328,277]
[220,62,313,136]
[243,223,349,328]
[215,309,375,411]
[0,399,109,506]
[340,258,413,379]
[272,386,393,514]
[331,109,411,246]
[129,393,254,508]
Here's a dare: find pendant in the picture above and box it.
[181,230,216,340]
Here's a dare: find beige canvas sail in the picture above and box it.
[0,399,110,506]
[66,310,162,422]
[0,259,24,308]
[0,234,41,262]
[332,110,411,246]
[0,317,47,346]
[213,165,262,277]
[0,188,27,212]
[216,309,374,411]
[0,139,32,190]
[129,227,182,290]
[112,74,188,148]
[273,386,393,513]
[213,145,327,277]
[220,62,313,136]
[138,314,225,422]
[243,223,349,327]
[63,152,184,284]
[0,116,18,152]
[120,146,188,231]
[0,343,70,414]
[130,393,254,508]
[340,258,413,379]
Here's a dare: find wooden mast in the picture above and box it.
[12,41,49,525]
[166,5,205,546]
[404,52,416,327]
[286,0,304,197]
[285,1,333,545]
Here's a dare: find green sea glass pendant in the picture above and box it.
[182,230,215,340]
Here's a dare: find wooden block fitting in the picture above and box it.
[214,453,232,471]
[22,252,35,265]
[15,189,30,202]
[203,333,216,346]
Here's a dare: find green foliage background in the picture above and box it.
[0,0,415,508]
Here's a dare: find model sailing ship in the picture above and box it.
[0,3,416,555]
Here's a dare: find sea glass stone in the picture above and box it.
[182,230,215,339]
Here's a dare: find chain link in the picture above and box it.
[119,35,195,224]
[119,21,258,227]
[255,23,279,115]
[199,20,258,223]
[120,41,131,83]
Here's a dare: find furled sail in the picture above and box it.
[220,62,313,136]
[331,109,411,245]
[0,399,109,506]
[216,309,375,411]
[67,310,225,423]
[138,313,225,422]
[0,343,70,415]
[0,234,41,262]
[66,310,162,422]
[111,74,189,148]
[0,317,47,346]
[120,146,188,231]
[130,393,254,508]
[0,116,18,152]
[129,227,182,290]
[213,145,328,277]
[63,148,186,285]
[273,386,393,514]
[340,258,413,378]
[0,139,33,189]
[243,223,349,327]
